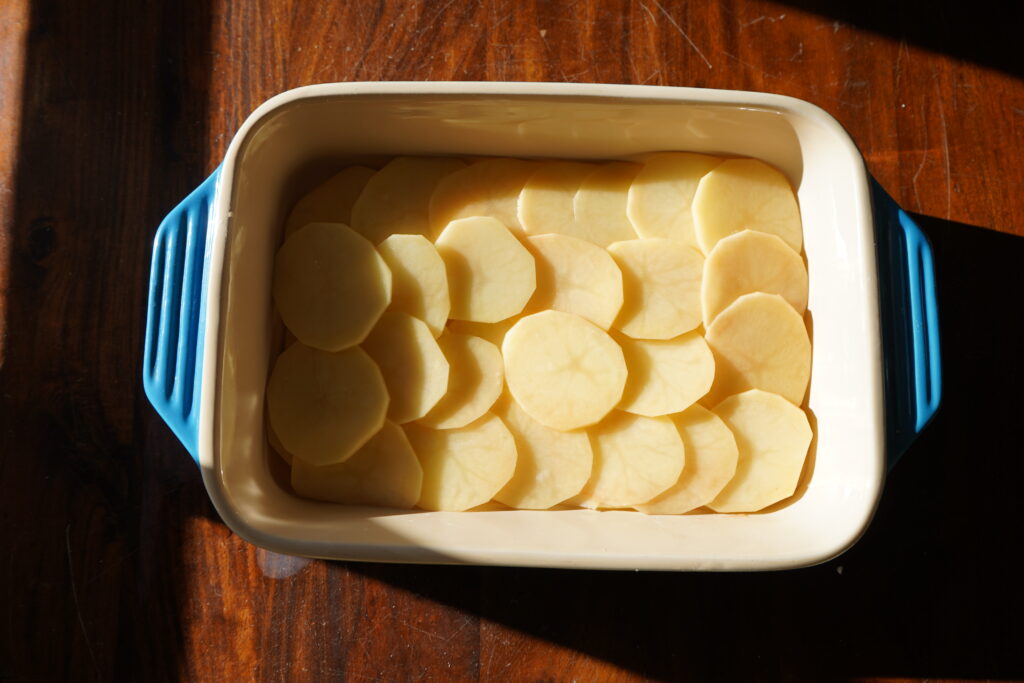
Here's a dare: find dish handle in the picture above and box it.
[142,168,221,463]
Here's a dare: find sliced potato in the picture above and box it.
[492,393,593,509]
[571,162,641,247]
[524,233,623,329]
[361,312,450,424]
[704,292,811,406]
[429,158,539,236]
[284,166,376,236]
[446,317,519,348]
[273,222,392,351]
[291,421,423,508]
[626,152,721,247]
[267,343,388,466]
[419,333,504,429]
[572,412,684,509]
[693,158,802,254]
[435,216,536,323]
[608,238,704,340]
[377,234,450,337]
[618,331,715,417]
[635,404,738,514]
[405,413,518,511]
[266,414,294,465]
[350,156,466,243]
[707,390,812,512]
[518,161,595,236]
[702,229,808,327]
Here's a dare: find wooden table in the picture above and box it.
[2,1,1023,680]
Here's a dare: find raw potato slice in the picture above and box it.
[571,162,641,247]
[572,412,684,509]
[377,234,450,337]
[525,233,623,329]
[429,158,538,235]
[702,230,808,327]
[704,292,811,406]
[503,310,627,431]
[273,222,392,351]
[361,312,450,424]
[291,421,423,508]
[492,394,593,509]
[446,317,518,348]
[618,331,715,417]
[284,166,376,236]
[693,158,803,254]
[518,161,594,236]
[266,415,294,465]
[635,404,739,514]
[419,333,504,429]
[608,238,704,340]
[267,343,388,466]
[626,152,721,247]
[435,216,536,323]
[350,156,466,243]
[708,390,812,512]
[405,413,517,511]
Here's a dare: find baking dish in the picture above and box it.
[142,82,941,571]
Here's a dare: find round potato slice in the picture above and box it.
[266,413,293,465]
[626,152,721,248]
[702,229,808,327]
[518,161,595,236]
[492,393,593,510]
[377,234,450,337]
[350,156,466,244]
[405,413,518,511]
[635,404,739,514]
[435,216,536,323]
[429,158,539,236]
[446,317,519,348]
[618,331,715,417]
[503,310,627,431]
[693,158,803,254]
[571,162,641,247]
[267,343,389,466]
[572,412,685,509]
[704,292,811,406]
[708,390,812,512]
[419,333,504,430]
[361,312,450,424]
[291,421,423,509]
[608,238,704,340]
[524,233,623,329]
[273,222,392,351]
[284,166,376,236]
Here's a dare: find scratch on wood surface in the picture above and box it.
[935,79,952,218]
[911,140,928,212]
[895,39,909,88]
[645,0,713,69]
[66,525,100,677]
[720,50,778,80]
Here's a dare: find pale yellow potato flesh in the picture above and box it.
[702,229,808,327]
[428,158,539,236]
[518,161,595,236]
[435,216,536,323]
[617,331,715,417]
[608,238,704,340]
[693,158,803,254]
[266,414,294,465]
[405,413,518,511]
[707,390,812,512]
[377,234,450,337]
[350,156,466,244]
[704,292,811,406]
[290,421,423,509]
[361,312,450,424]
[524,233,623,329]
[635,404,739,514]
[626,153,721,248]
[572,412,685,509]
[503,311,628,431]
[273,222,392,352]
[267,343,389,466]
[571,162,642,247]
[284,166,376,236]
[418,332,504,430]
[446,317,518,348]
[492,393,593,509]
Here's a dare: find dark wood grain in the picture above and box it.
[2,1,1023,681]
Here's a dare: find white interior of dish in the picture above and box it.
[202,83,883,570]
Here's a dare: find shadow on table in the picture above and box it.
[354,213,1024,681]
